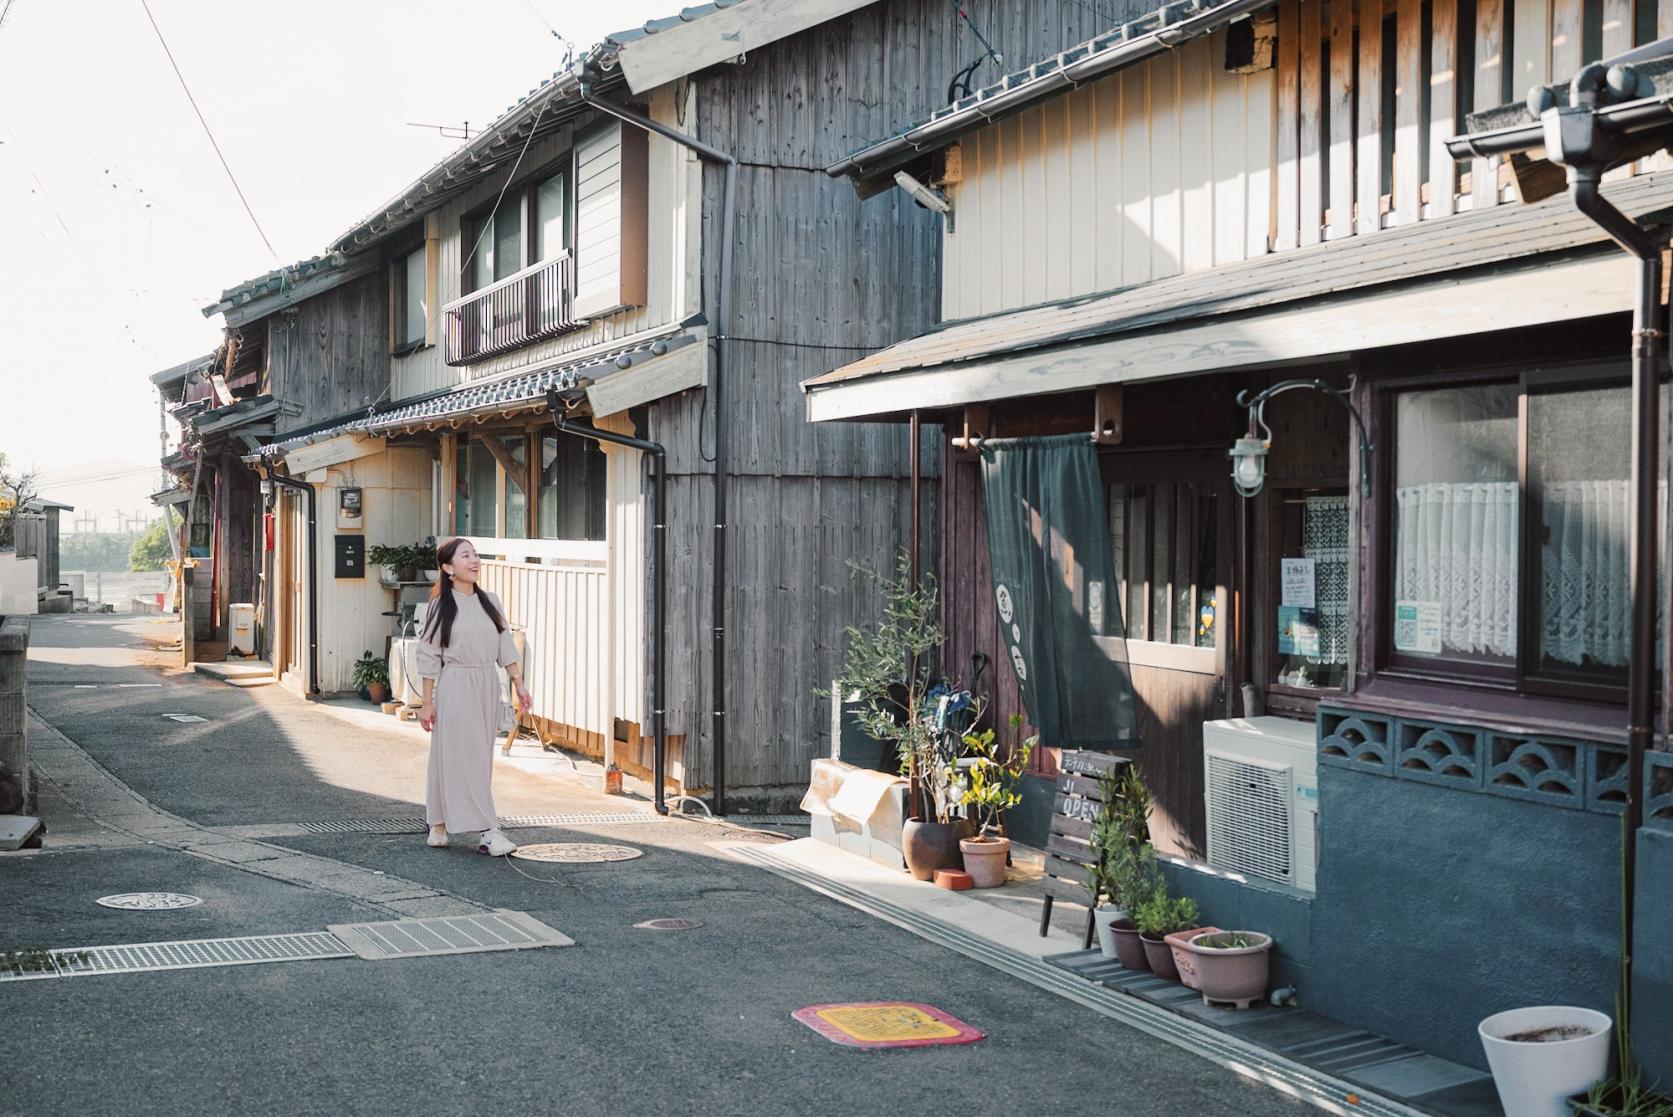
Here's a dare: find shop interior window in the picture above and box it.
[1274,488,1349,690]
[1109,480,1217,647]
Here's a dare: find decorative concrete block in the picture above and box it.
[1393,719,1482,789]
[1647,753,1673,833]
[1588,743,1630,816]
[1484,733,1584,810]
[1317,707,1393,775]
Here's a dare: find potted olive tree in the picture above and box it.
[957,722,1034,888]
[826,554,969,881]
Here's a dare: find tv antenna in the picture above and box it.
[407,121,474,140]
[948,3,1004,102]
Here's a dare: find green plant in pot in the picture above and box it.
[1105,839,1164,971]
[1134,891,1202,983]
[352,651,390,705]
[1187,930,1275,1010]
[825,553,968,881]
[957,720,1034,889]
[1086,765,1157,966]
[412,539,439,581]
[368,544,413,585]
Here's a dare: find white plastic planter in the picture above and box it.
[1478,1006,1612,1117]
[1092,906,1126,959]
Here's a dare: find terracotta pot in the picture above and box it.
[1190,931,1273,1009]
[901,817,970,881]
[1111,919,1149,971]
[1092,906,1127,959]
[1165,926,1221,990]
[1139,933,1180,981]
[959,835,1009,888]
[366,681,389,705]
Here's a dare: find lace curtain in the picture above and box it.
[1397,480,1655,667]
[1394,482,1520,658]
[1304,495,1350,666]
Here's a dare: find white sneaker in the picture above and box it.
[426,826,447,848]
[478,829,517,856]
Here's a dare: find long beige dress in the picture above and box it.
[415,589,519,834]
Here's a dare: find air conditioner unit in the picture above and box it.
[1203,717,1319,893]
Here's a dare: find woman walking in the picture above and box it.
[416,537,531,856]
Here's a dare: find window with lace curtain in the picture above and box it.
[1385,366,1661,698]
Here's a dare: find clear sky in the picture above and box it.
[0,0,674,531]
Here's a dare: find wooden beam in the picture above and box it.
[1429,0,1459,217]
[615,0,878,94]
[1300,0,1325,245]
[805,254,1637,422]
[1394,0,1423,226]
[1473,0,1506,210]
[480,434,529,497]
[1356,0,1385,234]
[1328,0,1357,239]
[1276,0,1302,250]
[1093,385,1124,444]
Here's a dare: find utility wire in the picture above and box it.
[137,0,280,263]
[0,0,17,31]
[458,101,546,281]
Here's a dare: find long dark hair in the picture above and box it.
[422,537,507,648]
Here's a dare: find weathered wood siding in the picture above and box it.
[943,29,1276,319]
[656,0,1117,797]
[266,270,390,437]
[477,557,611,749]
[391,84,701,403]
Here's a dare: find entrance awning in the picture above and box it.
[802,172,1673,423]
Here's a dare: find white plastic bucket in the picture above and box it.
[1478,1006,1611,1117]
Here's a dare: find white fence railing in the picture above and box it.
[477,557,609,746]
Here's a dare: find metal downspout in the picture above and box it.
[577,84,736,815]
[1564,153,1661,1014]
[267,473,320,696]
[552,406,670,816]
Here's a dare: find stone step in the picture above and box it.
[193,660,274,683]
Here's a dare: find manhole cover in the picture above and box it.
[792,1002,984,1050]
[162,715,207,723]
[96,892,204,910]
[634,918,702,931]
[510,842,643,864]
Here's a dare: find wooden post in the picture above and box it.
[1356,0,1385,234]
[181,564,196,668]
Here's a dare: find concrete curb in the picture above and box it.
[22,707,488,918]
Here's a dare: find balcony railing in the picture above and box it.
[443,252,585,365]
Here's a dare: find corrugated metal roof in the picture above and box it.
[826,0,1273,183]
[804,170,1673,398]
[264,332,700,459]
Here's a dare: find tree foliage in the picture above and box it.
[0,453,40,551]
[128,520,172,572]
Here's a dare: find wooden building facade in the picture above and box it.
[809,0,1673,1077]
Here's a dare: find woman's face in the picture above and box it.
[443,541,481,586]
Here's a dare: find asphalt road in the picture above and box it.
[1,616,1309,1117]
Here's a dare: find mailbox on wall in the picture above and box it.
[334,534,365,579]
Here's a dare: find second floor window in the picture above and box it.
[464,166,570,293]
[393,246,426,352]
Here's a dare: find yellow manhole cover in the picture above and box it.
[791,1002,983,1049]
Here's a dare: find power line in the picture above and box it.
[137,0,280,263]
[0,0,17,31]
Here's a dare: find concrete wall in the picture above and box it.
[1160,857,1313,995]
[1635,825,1673,1084]
[0,615,29,812]
[0,553,39,615]
[1308,763,1619,1071]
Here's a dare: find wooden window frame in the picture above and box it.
[1371,357,1636,704]
[458,155,575,298]
[391,244,428,356]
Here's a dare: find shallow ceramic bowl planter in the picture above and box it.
[902,818,970,882]
[958,834,1009,888]
[1477,1006,1610,1117]
[1092,906,1127,959]
[1111,920,1149,971]
[1164,926,1221,991]
[1189,931,1272,1009]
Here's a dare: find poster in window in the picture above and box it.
[1280,557,1316,608]
[1394,600,1443,654]
[1277,606,1322,658]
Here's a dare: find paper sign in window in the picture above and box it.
[1394,600,1443,654]
[1281,557,1316,608]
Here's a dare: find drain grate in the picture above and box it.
[634,918,702,931]
[0,932,353,981]
[162,714,207,723]
[295,811,658,835]
[328,911,573,961]
[725,814,811,826]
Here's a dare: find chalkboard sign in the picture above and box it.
[1039,750,1132,944]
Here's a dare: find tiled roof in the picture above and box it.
[264,332,700,458]
[203,255,348,317]
[603,1,744,46]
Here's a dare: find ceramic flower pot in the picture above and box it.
[901,817,970,881]
[1139,933,1180,980]
[1092,906,1127,959]
[1111,919,1149,971]
[958,835,1009,888]
[1190,931,1272,1009]
[366,681,389,705]
[1165,926,1221,991]
[1478,1007,1611,1117]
